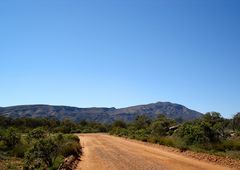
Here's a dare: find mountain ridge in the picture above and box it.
[0,102,203,123]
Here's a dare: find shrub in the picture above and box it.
[12,143,28,158]
[64,134,80,143]
[110,127,127,137]
[134,129,150,142]
[175,122,210,146]
[133,115,151,129]
[223,139,240,151]
[210,143,226,152]
[50,156,64,170]
[150,121,169,137]
[158,137,175,147]
[27,127,47,140]
[24,137,58,168]
[147,136,159,143]
[174,139,189,152]
[112,120,127,129]
[150,115,176,137]
[3,128,20,149]
[61,142,82,157]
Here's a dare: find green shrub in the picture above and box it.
[12,143,28,158]
[110,127,127,136]
[112,120,127,129]
[64,134,80,143]
[0,140,7,151]
[24,137,58,168]
[150,115,175,137]
[61,142,82,157]
[134,129,150,141]
[225,150,240,159]
[3,128,20,149]
[175,122,210,145]
[55,133,64,143]
[50,156,64,170]
[158,137,175,147]
[27,127,47,140]
[174,139,189,152]
[133,115,151,129]
[223,139,240,151]
[207,143,225,152]
[147,136,159,143]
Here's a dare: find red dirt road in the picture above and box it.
[76,134,233,170]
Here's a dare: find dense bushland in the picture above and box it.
[0,117,84,170]
[0,116,108,134]
[110,112,240,159]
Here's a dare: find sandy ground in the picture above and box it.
[76,134,233,170]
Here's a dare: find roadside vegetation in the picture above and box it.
[0,117,85,170]
[110,112,240,160]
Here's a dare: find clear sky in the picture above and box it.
[0,0,240,118]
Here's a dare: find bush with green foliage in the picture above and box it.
[133,115,151,129]
[24,137,59,168]
[23,133,81,169]
[177,122,209,146]
[112,120,127,129]
[61,141,82,157]
[150,115,175,137]
[175,112,227,147]
[3,127,20,149]
[109,112,240,159]
[27,127,47,141]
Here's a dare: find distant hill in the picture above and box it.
[0,102,203,123]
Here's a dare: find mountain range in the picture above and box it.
[0,102,203,123]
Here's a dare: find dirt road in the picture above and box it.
[76,134,232,170]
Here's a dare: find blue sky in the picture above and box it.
[0,0,240,118]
